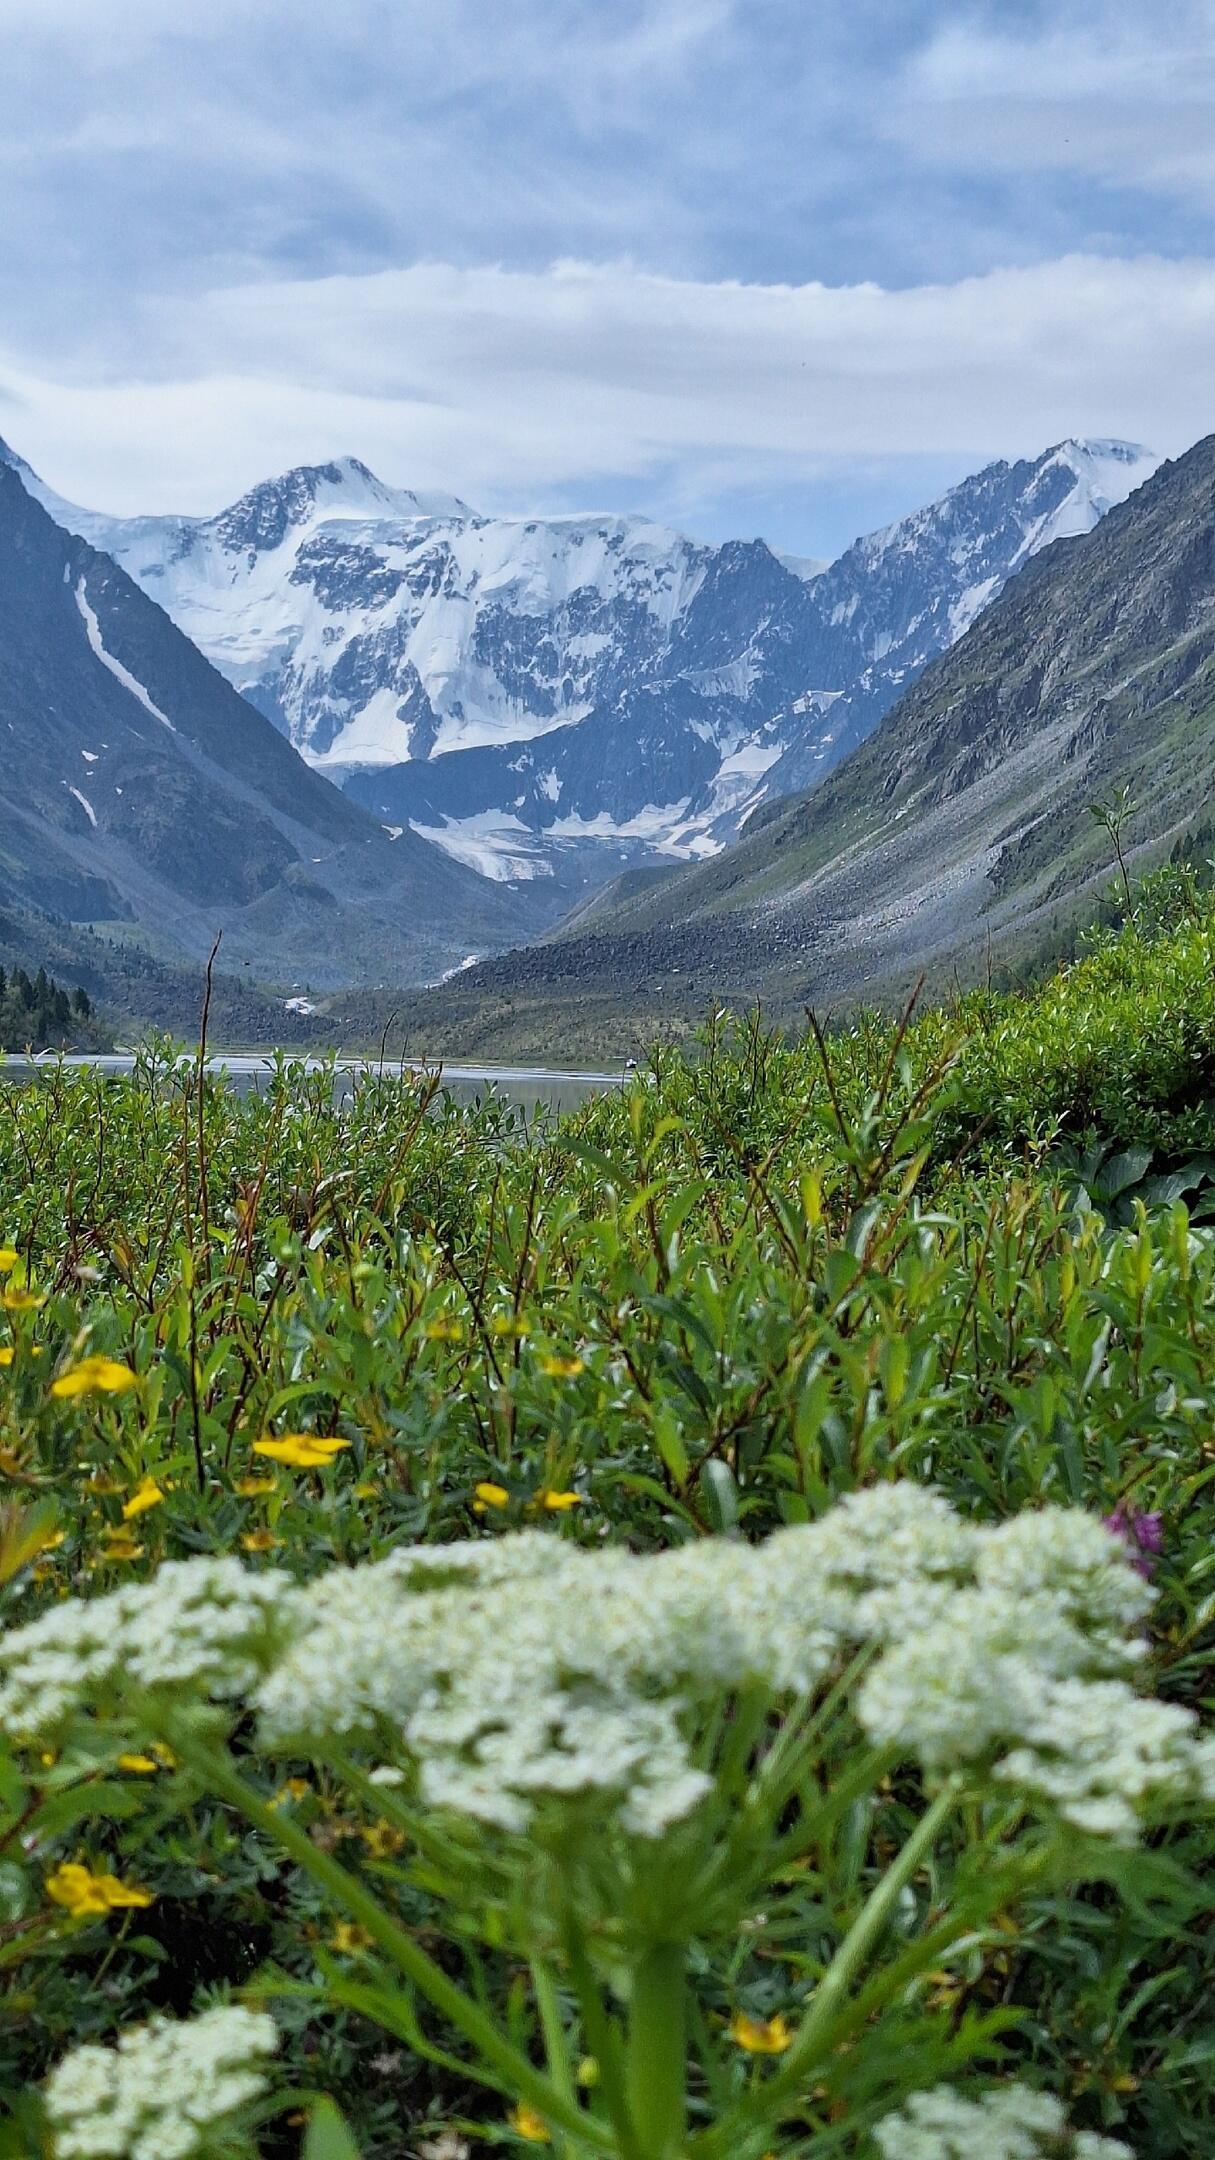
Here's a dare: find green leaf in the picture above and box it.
[302,2097,363,2160]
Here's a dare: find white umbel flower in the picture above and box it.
[45,2004,277,2160]
[874,2081,1133,2159]
[4,1488,1211,1847]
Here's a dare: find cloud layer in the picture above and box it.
[0,1,1213,552]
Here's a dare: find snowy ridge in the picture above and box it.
[6,436,1159,885]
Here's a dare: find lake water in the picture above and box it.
[0,1053,624,1118]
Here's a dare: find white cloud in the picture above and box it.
[1,251,1211,518]
[898,5,1215,207]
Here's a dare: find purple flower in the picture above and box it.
[1104,1506,1165,1578]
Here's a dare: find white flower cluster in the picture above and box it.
[0,1556,290,1735]
[44,2004,277,2160]
[874,2082,1132,2159]
[2,1486,1211,1846]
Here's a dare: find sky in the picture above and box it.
[1,0,1214,558]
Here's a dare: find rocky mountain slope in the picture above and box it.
[4,437,1156,898]
[394,434,1215,1057]
[0,465,545,992]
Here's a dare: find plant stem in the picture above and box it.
[696,1777,962,2158]
[166,1722,613,2154]
[627,1941,687,2160]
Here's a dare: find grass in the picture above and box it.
[2,886,1215,2154]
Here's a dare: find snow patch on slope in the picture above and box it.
[75,579,177,732]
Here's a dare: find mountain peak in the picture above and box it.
[212,458,474,554]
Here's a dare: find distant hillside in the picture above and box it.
[391,434,1215,1058]
[0,464,545,993]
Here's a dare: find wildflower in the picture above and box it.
[46,1862,153,1916]
[491,1315,530,1338]
[0,1347,12,1367]
[44,2005,277,2160]
[241,1528,282,1553]
[1104,1504,1165,1579]
[2,1288,44,1313]
[0,1248,17,1273]
[116,1754,160,1775]
[98,1535,144,1563]
[235,1474,278,1497]
[51,1355,136,1399]
[422,1318,464,1342]
[474,1481,510,1509]
[121,1476,165,1520]
[360,1818,406,1858]
[508,2102,551,2142]
[252,1434,350,1467]
[729,2011,793,2055]
[874,2082,1132,2159]
[538,1353,584,1379]
[540,1488,582,1511]
[330,1920,374,1954]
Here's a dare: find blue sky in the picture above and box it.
[1,0,1213,556]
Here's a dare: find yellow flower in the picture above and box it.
[0,1347,12,1368]
[252,1434,350,1467]
[353,1480,378,1499]
[98,1534,143,1562]
[729,2011,793,2056]
[117,1754,160,1775]
[234,1474,278,1497]
[121,1477,165,1520]
[474,1481,510,1509]
[51,1355,136,1399]
[540,1489,583,1512]
[329,1921,374,1954]
[422,1318,464,1342]
[360,1819,405,1859]
[0,1249,17,1274]
[508,2103,551,2143]
[538,1353,585,1379]
[269,1777,311,1809]
[2,1289,44,1313]
[241,1528,281,1553]
[491,1315,530,1339]
[45,1862,153,1917]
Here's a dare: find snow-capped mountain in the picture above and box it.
[1,436,1158,886]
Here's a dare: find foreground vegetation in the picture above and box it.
[2,875,1215,2156]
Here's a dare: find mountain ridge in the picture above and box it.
[2,435,1156,900]
[383,433,1215,1057]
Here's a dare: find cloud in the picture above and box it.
[2,252,1211,522]
[897,3,1215,208]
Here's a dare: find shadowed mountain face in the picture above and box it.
[396,434,1215,1055]
[0,464,549,989]
[3,437,1155,895]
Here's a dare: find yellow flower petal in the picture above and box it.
[0,1347,13,1367]
[45,1863,153,1915]
[241,1528,282,1552]
[234,1474,278,1496]
[474,1481,510,1509]
[0,1249,18,1273]
[98,1536,143,1562]
[2,1290,44,1313]
[422,1318,464,1342]
[330,1921,374,1954]
[51,1355,136,1399]
[253,1434,350,1467]
[729,2012,793,2056]
[540,1489,583,1512]
[117,1754,160,1775]
[121,1478,164,1520]
[538,1354,585,1379]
